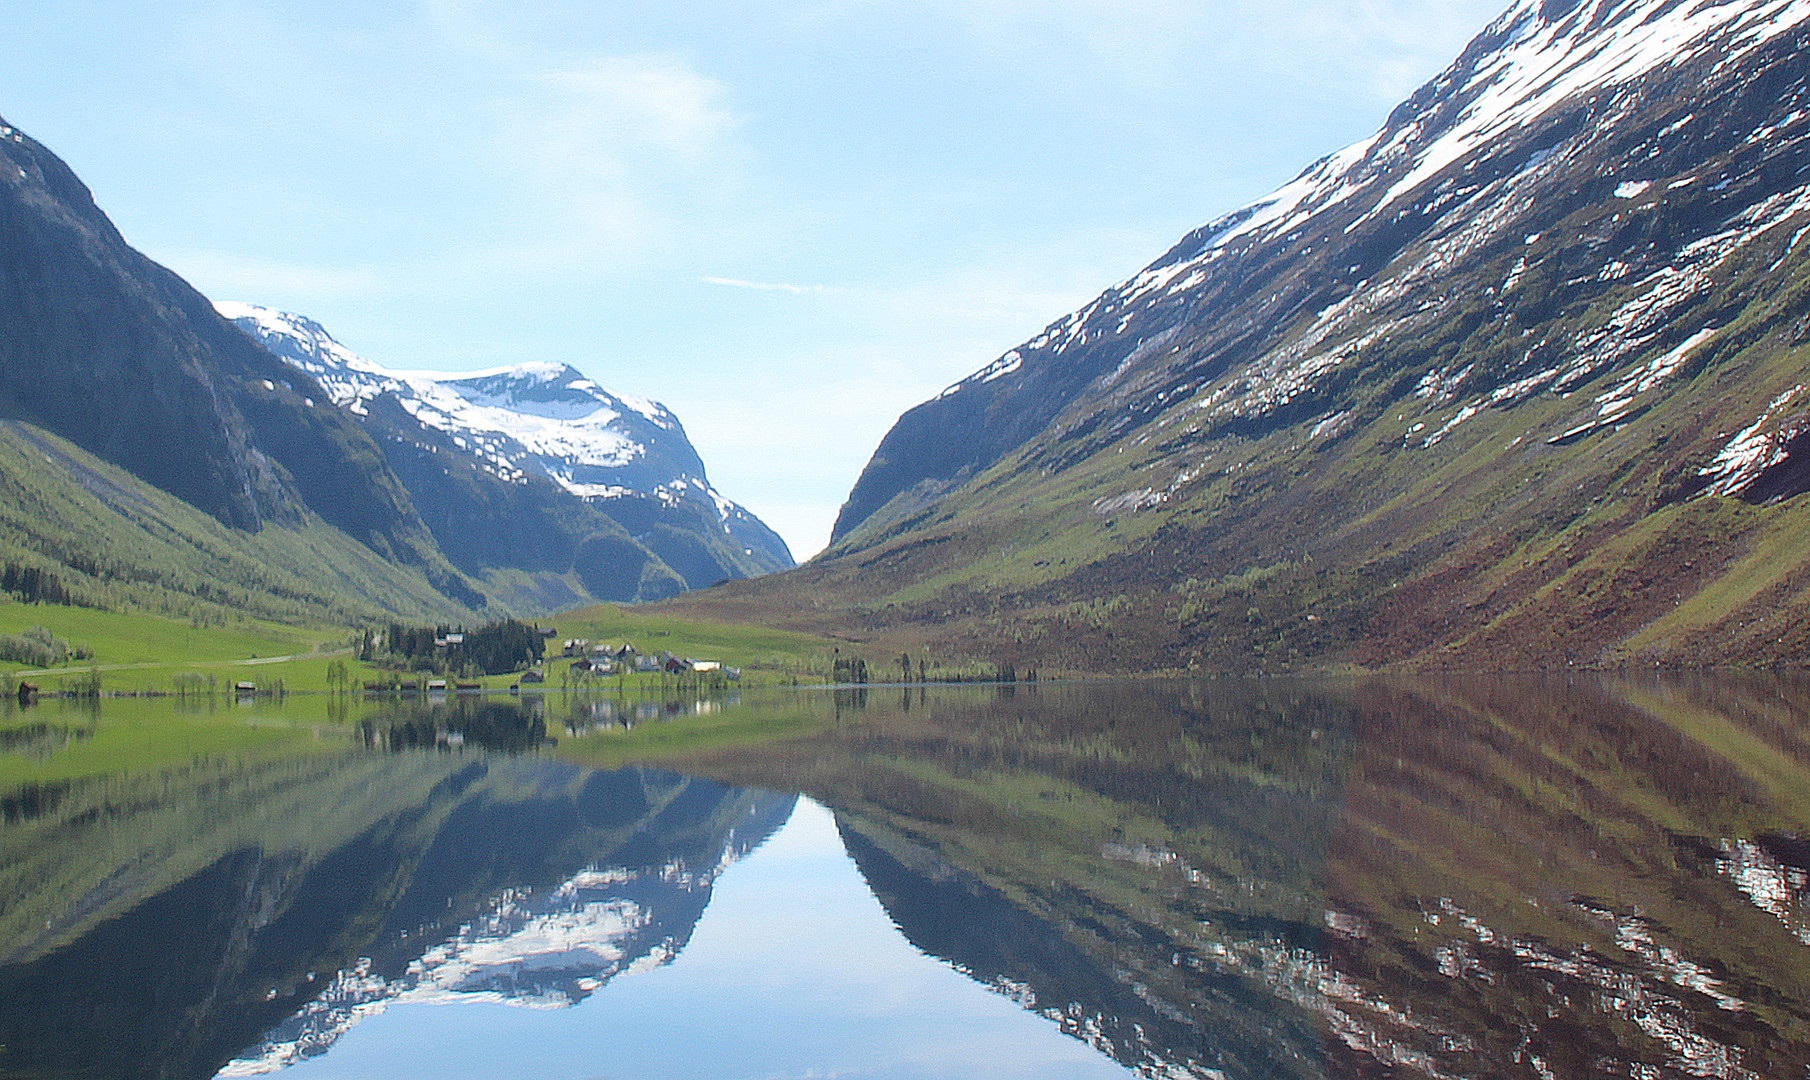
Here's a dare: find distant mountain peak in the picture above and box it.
[221,302,709,502]
[221,301,793,594]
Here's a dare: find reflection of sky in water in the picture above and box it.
[253,799,1137,1079]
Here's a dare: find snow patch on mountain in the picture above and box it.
[218,860,727,1075]
[218,302,761,533]
[939,0,1810,412]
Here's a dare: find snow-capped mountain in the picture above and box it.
[219,302,790,574]
[0,117,442,564]
[789,0,1810,668]
[219,847,768,1075]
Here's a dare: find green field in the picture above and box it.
[0,602,358,693]
[0,594,850,700]
[0,689,840,799]
[545,602,839,682]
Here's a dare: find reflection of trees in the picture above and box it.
[357,697,551,753]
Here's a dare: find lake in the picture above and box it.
[2,674,1809,1078]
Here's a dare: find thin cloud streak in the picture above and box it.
[702,277,841,295]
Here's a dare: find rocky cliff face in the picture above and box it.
[781,0,1810,669]
[836,0,1810,546]
[0,119,432,565]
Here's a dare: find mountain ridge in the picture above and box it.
[0,111,788,620]
[833,0,1810,546]
[221,303,792,605]
[0,117,435,559]
[678,0,1810,672]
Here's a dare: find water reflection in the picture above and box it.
[559,691,741,734]
[357,696,555,753]
[0,734,793,1080]
[681,675,1810,1079]
[2,675,1809,1078]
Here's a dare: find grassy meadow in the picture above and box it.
[0,591,857,699]
[0,602,353,693]
[545,601,840,681]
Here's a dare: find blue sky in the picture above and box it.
[4,0,1507,559]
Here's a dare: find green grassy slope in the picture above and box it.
[0,417,475,626]
[666,109,1810,674]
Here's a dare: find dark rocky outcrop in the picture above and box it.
[0,118,431,565]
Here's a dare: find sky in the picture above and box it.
[2,0,1509,560]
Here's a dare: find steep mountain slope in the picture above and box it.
[681,0,1810,671]
[0,418,473,623]
[0,114,508,617]
[220,304,792,604]
[0,119,435,564]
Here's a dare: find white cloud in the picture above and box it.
[702,277,840,295]
[529,57,738,170]
[488,54,745,261]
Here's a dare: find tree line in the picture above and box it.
[365,618,547,676]
[1,562,77,606]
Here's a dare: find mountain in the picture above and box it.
[0,110,788,620]
[220,304,792,605]
[0,418,481,623]
[680,0,1810,671]
[0,114,518,616]
[0,118,438,563]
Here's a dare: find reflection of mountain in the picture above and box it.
[683,676,1810,1079]
[222,806,784,1075]
[838,816,1277,1079]
[0,751,793,1080]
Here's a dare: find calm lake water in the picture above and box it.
[3,674,1810,1079]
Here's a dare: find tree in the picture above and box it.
[325,658,350,695]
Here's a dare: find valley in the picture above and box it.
[5,0,1810,680]
[11,3,1810,1076]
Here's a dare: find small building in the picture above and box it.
[691,660,721,673]
[635,655,663,673]
[426,678,448,692]
[520,669,545,685]
[664,656,691,674]
[570,658,594,673]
